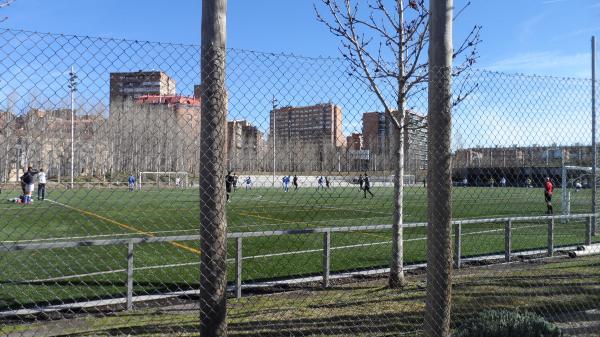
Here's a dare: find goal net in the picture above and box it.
[138,171,189,189]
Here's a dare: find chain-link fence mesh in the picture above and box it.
[0,28,599,336]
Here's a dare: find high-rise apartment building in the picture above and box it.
[361,111,428,176]
[227,120,264,171]
[270,103,344,148]
[110,71,176,102]
[362,112,390,154]
[346,133,362,151]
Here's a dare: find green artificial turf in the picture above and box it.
[0,185,597,311]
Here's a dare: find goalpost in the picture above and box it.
[138,171,189,189]
[561,165,598,218]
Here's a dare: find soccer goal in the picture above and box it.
[561,165,597,218]
[138,171,189,189]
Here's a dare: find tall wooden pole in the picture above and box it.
[200,0,228,336]
[592,36,597,235]
[424,0,454,336]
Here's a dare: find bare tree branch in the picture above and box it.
[0,0,14,22]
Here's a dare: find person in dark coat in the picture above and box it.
[225,171,234,203]
[363,173,374,198]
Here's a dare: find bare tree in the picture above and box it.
[424,0,454,336]
[316,0,480,288]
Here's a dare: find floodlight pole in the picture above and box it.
[69,65,77,190]
[592,36,597,235]
[272,96,278,187]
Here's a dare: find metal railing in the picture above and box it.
[1,212,596,312]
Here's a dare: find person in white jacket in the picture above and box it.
[37,168,47,201]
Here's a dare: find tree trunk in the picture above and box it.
[389,0,407,289]
[200,0,228,336]
[424,0,454,336]
[389,117,407,288]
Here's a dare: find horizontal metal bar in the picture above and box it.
[0,235,202,251]
[450,213,597,225]
[227,224,397,239]
[1,213,596,252]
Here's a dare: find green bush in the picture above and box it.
[454,310,566,337]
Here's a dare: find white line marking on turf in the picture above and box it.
[1,229,199,244]
[233,195,392,216]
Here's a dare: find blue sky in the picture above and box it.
[2,0,599,78]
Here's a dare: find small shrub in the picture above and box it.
[454,309,566,337]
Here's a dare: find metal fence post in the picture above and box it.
[126,241,134,310]
[505,220,512,262]
[586,216,593,245]
[454,223,461,269]
[236,237,243,299]
[323,230,331,288]
[547,218,554,257]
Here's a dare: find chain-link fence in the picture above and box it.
[0,28,599,336]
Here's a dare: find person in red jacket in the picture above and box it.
[543,177,553,214]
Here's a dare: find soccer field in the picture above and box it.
[0,185,597,311]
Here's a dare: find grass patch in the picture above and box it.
[2,255,598,336]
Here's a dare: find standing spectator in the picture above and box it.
[20,166,39,204]
[175,177,181,187]
[317,176,325,190]
[325,176,330,189]
[233,174,238,191]
[37,168,47,201]
[500,176,507,187]
[358,174,364,191]
[226,171,234,202]
[575,180,583,192]
[245,176,252,190]
[128,174,136,192]
[363,173,374,198]
[526,177,533,188]
[544,176,554,214]
[463,177,468,187]
[293,175,299,191]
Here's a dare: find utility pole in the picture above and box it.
[424,0,454,335]
[271,95,278,187]
[68,66,77,190]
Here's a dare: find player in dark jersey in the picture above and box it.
[543,176,553,214]
[225,171,234,203]
[363,173,374,198]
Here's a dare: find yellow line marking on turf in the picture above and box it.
[47,199,200,255]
